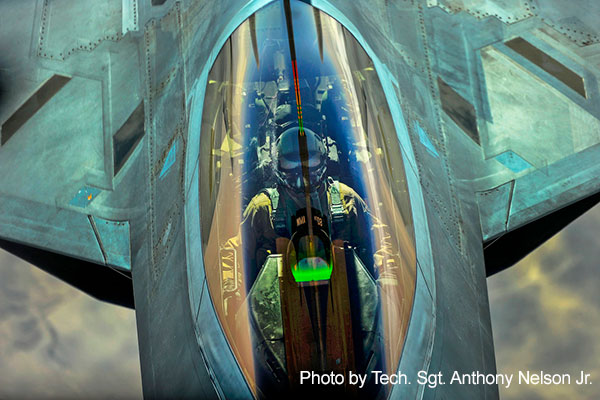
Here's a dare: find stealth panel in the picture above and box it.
[476,181,513,241]
[122,0,139,34]
[0,0,53,125]
[437,77,480,145]
[143,5,187,279]
[0,76,105,205]
[70,186,101,208]
[427,0,534,23]
[0,195,105,265]
[480,46,600,168]
[415,121,439,158]
[38,0,123,60]
[159,139,178,179]
[535,2,600,47]
[505,37,587,98]
[1,75,70,145]
[91,216,132,271]
[495,151,532,173]
[113,102,145,175]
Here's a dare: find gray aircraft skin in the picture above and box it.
[1,0,600,398]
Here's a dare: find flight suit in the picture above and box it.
[221,180,400,315]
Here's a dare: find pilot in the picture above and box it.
[222,126,400,315]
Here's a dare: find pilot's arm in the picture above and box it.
[221,193,276,316]
[339,183,401,287]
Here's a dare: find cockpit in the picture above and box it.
[198,0,416,397]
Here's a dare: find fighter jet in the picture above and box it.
[1,0,599,398]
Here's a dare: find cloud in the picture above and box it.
[0,250,142,399]
[1,204,598,399]
[489,205,600,400]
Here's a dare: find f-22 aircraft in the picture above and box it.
[1,0,599,398]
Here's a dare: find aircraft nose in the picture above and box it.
[195,0,416,397]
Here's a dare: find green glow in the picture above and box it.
[292,257,332,282]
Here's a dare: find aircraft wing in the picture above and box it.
[0,0,161,306]
[409,1,600,273]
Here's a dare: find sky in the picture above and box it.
[0,205,598,399]
[0,251,142,399]
[488,204,600,400]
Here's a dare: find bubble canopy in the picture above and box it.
[197,0,416,397]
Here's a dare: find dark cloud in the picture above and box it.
[535,329,591,368]
[12,317,42,351]
[490,287,545,346]
[42,317,72,368]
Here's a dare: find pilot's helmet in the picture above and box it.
[274,127,327,193]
